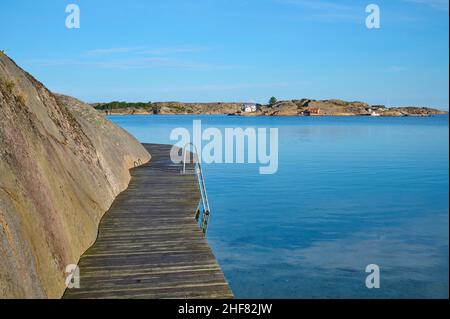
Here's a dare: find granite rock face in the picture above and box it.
[0,55,150,298]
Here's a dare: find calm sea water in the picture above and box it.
[109,115,449,299]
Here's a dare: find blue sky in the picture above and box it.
[0,0,448,109]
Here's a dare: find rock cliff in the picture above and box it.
[0,55,150,298]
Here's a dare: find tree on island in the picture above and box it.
[94,101,153,111]
[269,96,277,107]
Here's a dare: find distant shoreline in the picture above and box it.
[104,112,448,117]
[92,99,448,117]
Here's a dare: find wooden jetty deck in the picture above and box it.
[64,144,233,299]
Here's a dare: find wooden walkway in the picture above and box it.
[64,144,232,299]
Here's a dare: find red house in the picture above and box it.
[304,107,320,116]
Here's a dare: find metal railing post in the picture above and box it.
[181,143,211,235]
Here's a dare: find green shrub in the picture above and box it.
[0,76,16,94]
[95,101,153,110]
[5,80,15,92]
[1,79,15,95]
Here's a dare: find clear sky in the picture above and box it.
[0,0,448,109]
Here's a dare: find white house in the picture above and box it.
[242,103,257,113]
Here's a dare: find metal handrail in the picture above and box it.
[181,143,211,235]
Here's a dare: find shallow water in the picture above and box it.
[109,115,449,298]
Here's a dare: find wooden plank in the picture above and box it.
[63,144,232,299]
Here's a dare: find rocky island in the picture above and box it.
[93,99,447,117]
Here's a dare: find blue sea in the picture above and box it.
[109,115,449,299]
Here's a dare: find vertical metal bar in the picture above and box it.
[181,143,211,235]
